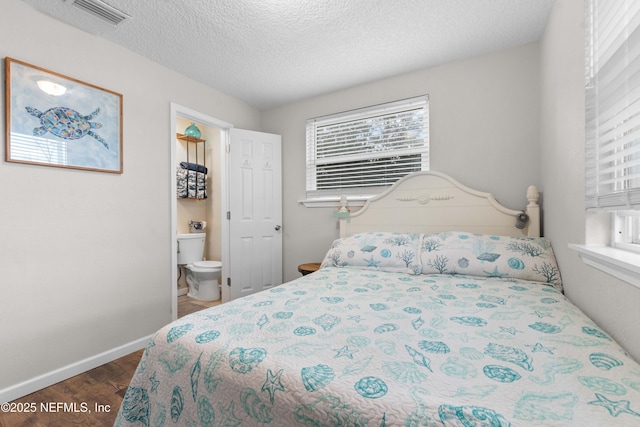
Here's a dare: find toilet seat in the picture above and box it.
[188,260,222,272]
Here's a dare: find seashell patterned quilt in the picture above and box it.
[115,267,640,426]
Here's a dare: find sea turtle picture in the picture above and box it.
[25,106,109,149]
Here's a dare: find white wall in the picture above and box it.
[0,0,261,398]
[262,43,541,282]
[540,0,640,361]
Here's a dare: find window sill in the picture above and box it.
[568,244,640,290]
[299,197,369,208]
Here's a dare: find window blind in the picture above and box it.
[306,96,429,198]
[585,0,640,210]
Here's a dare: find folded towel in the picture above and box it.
[180,162,208,174]
[177,167,207,199]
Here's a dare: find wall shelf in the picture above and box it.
[177,133,207,200]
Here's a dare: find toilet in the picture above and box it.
[177,233,221,301]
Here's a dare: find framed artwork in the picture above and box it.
[5,58,123,173]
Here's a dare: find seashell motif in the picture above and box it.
[347,335,371,348]
[418,340,450,354]
[354,376,388,399]
[476,303,496,309]
[460,347,485,360]
[528,322,561,334]
[195,330,220,344]
[374,323,399,334]
[480,295,505,305]
[477,252,501,262]
[407,287,421,292]
[380,249,392,258]
[312,313,341,331]
[405,344,433,371]
[412,317,425,330]
[509,285,528,291]
[190,354,201,401]
[197,396,215,426]
[320,297,344,304]
[252,300,273,307]
[229,347,267,374]
[170,386,184,422]
[241,387,272,423]
[450,316,488,327]
[347,250,355,258]
[541,298,559,304]
[273,311,294,319]
[120,387,149,426]
[578,376,627,395]
[375,340,396,355]
[257,315,269,329]
[370,303,389,311]
[483,365,521,383]
[301,364,336,391]
[508,257,525,270]
[293,326,316,336]
[438,294,457,300]
[439,356,476,379]
[353,288,368,293]
[361,245,377,252]
[404,307,422,314]
[589,353,623,370]
[622,378,640,392]
[484,343,533,371]
[382,362,428,384]
[582,326,612,341]
[458,257,469,268]
[167,324,194,343]
[456,283,480,289]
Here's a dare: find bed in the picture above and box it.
[116,172,640,426]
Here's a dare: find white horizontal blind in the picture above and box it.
[306,96,429,197]
[585,0,640,210]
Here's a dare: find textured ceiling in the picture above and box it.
[22,0,556,110]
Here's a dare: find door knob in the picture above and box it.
[275,225,281,231]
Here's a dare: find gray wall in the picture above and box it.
[0,0,261,393]
[539,0,640,360]
[262,43,541,283]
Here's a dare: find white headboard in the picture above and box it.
[338,171,540,238]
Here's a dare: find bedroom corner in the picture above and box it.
[0,0,261,404]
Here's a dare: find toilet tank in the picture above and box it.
[177,233,206,265]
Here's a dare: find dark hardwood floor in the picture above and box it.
[0,295,220,427]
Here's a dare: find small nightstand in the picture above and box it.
[298,262,321,276]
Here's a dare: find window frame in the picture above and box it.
[303,96,429,206]
[571,0,640,289]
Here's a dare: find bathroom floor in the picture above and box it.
[178,294,221,317]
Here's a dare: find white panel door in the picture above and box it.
[228,128,282,300]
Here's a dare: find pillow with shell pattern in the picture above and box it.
[419,231,563,291]
[320,232,422,275]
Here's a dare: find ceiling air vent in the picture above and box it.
[70,0,130,26]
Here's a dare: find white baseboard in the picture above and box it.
[0,335,152,404]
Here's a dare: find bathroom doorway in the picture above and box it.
[170,103,232,321]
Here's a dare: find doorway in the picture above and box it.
[170,103,232,321]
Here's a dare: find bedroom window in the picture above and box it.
[572,0,640,290]
[304,96,429,205]
[585,0,640,247]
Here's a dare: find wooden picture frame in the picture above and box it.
[5,58,123,173]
